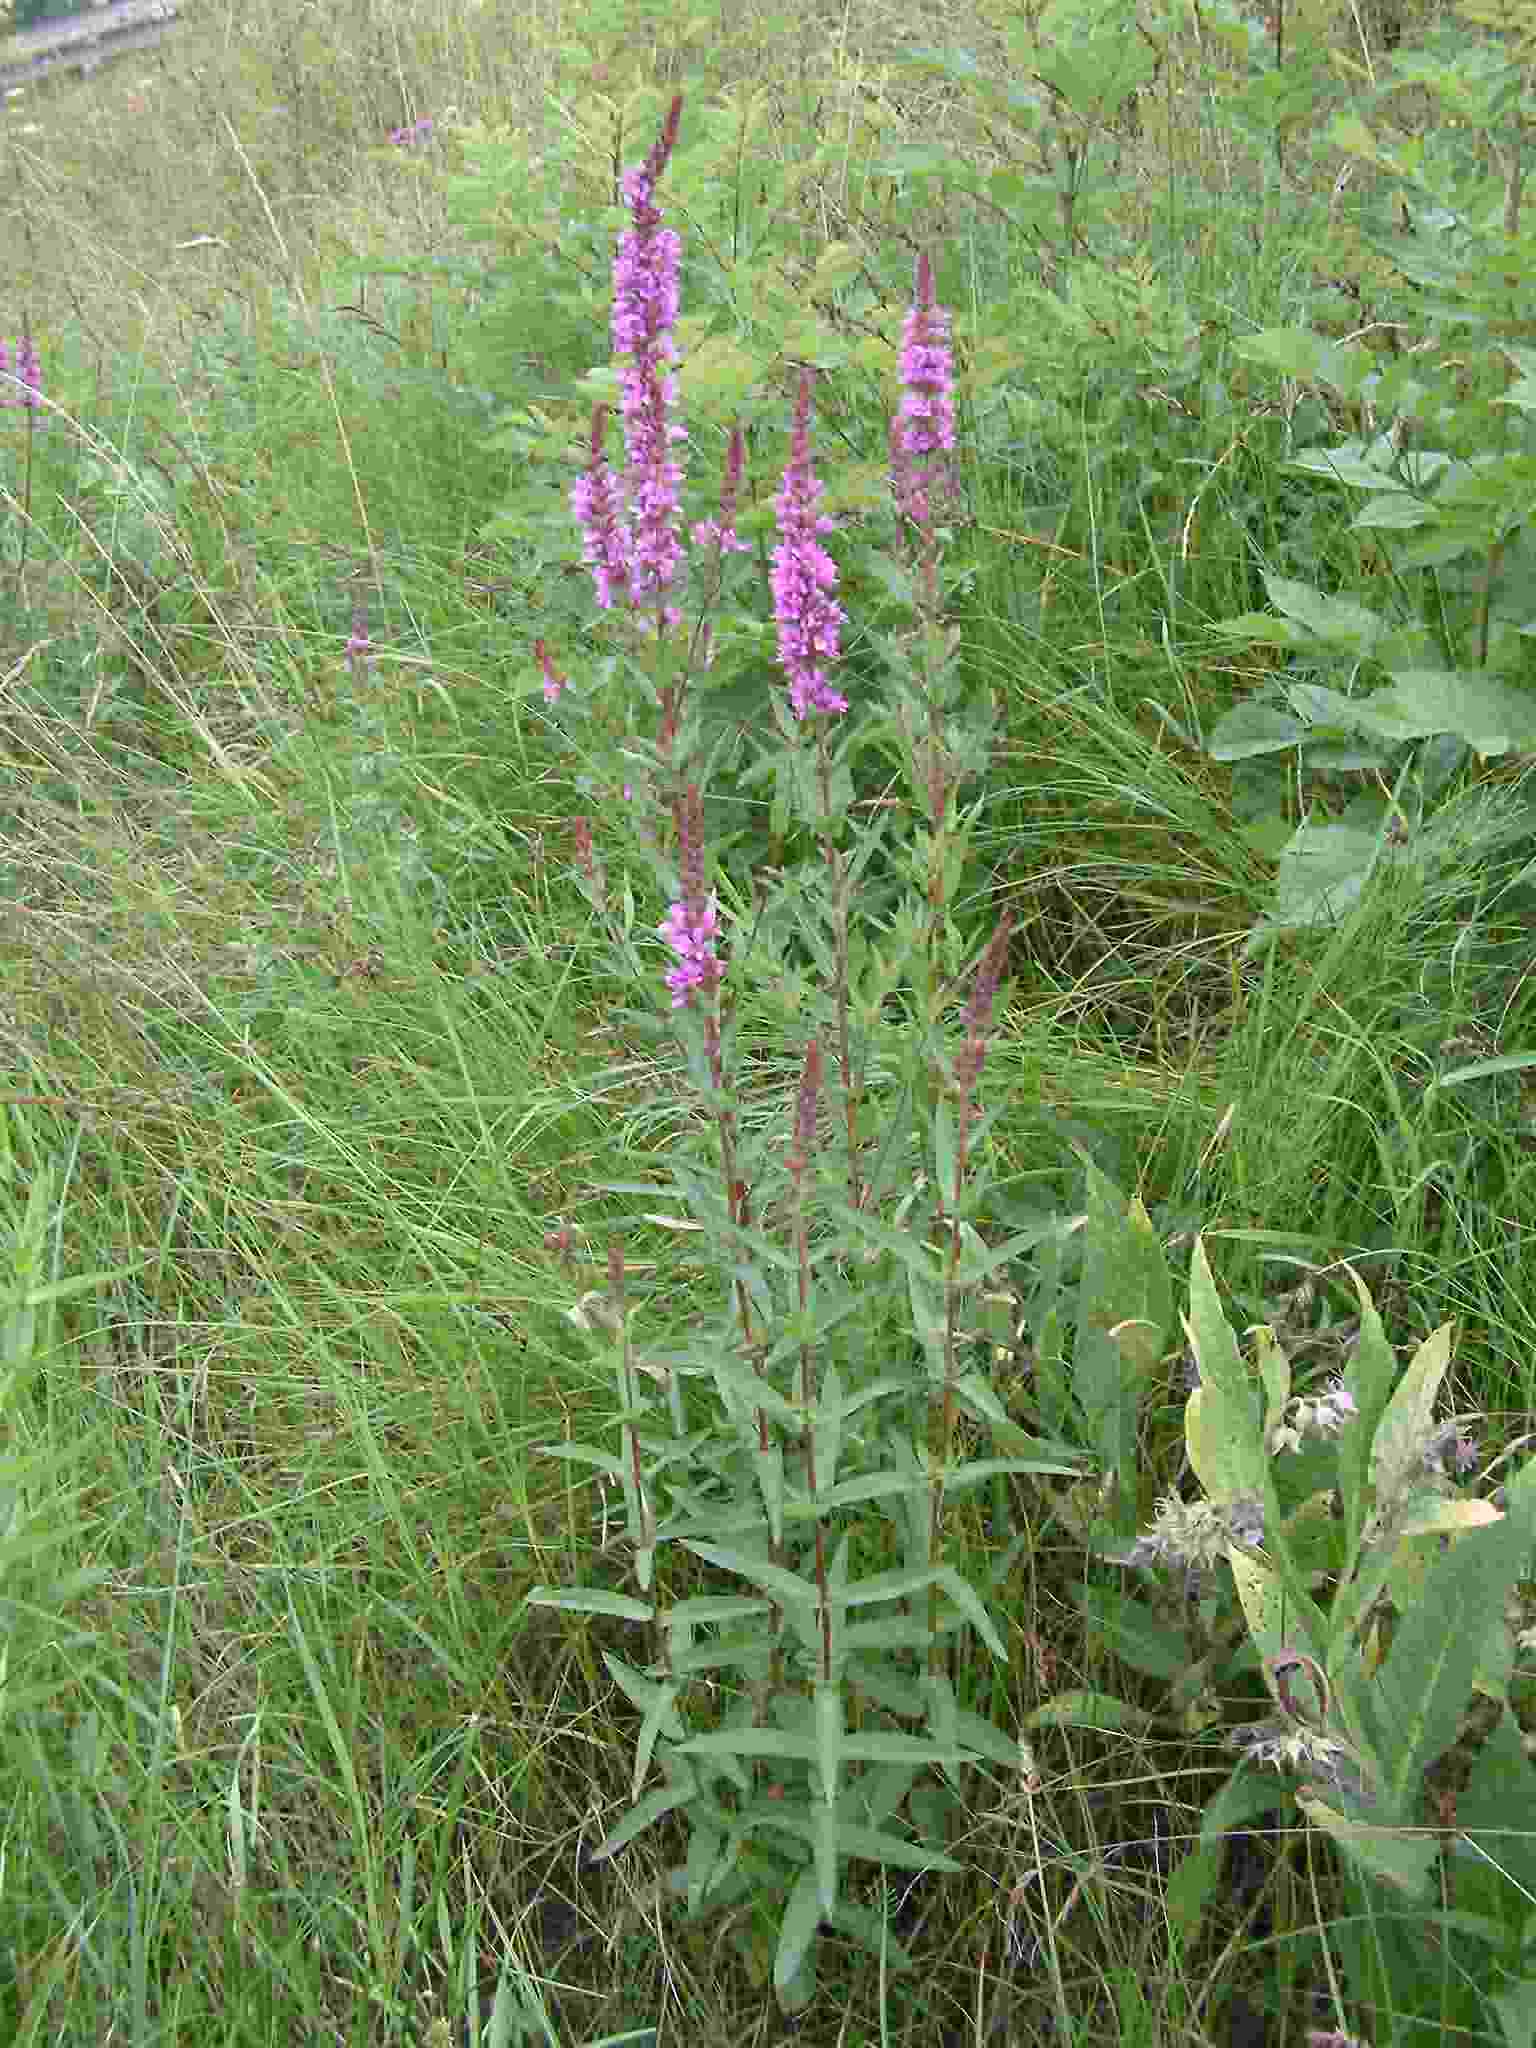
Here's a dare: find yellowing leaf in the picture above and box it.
[1369,1321,1454,1503]
[1396,1498,1502,1539]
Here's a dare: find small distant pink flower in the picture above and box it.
[534,638,566,705]
[772,371,847,721]
[344,600,372,679]
[1,335,41,412]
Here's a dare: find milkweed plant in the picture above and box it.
[516,94,1536,2027]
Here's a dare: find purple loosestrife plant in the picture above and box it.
[527,102,1091,2012]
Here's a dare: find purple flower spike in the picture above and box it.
[772,371,848,721]
[894,251,956,531]
[613,95,687,614]
[1,335,42,413]
[571,403,632,611]
[693,424,749,557]
[658,783,722,1009]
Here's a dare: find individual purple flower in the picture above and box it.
[388,116,434,147]
[612,95,687,614]
[772,370,847,721]
[658,783,722,1009]
[1422,1422,1479,1478]
[571,403,632,611]
[344,600,372,680]
[534,638,566,705]
[893,251,956,531]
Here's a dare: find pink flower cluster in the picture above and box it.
[0,335,42,412]
[571,94,689,622]
[771,371,848,721]
[388,117,435,147]
[891,252,956,532]
[659,784,721,1009]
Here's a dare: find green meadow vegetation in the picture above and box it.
[7,0,1536,2041]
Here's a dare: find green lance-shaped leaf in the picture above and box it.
[774,1865,822,2010]
[1338,1265,1400,1544]
[526,1586,656,1622]
[1072,1166,1172,1529]
[1372,1495,1535,1815]
[604,1654,684,1802]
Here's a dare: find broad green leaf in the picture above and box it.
[1208,700,1309,762]
[1455,1707,1536,1898]
[1294,1787,1439,1897]
[1375,1502,1536,1807]
[1377,669,1536,756]
[526,1586,655,1622]
[1074,1166,1168,1529]
[1261,573,1390,651]
[1368,1321,1454,1508]
[1069,1586,1193,1682]
[1237,329,1375,395]
[1184,1239,1251,1409]
[1253,1326,1292,1446]
[1186,1383,1268,1503]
